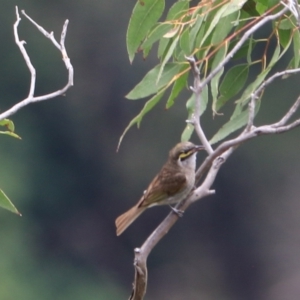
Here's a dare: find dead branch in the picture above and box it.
[0,6,73,121]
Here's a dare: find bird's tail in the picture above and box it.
[115,205,146,236]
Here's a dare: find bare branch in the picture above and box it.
[0,7,74,121]
[272,96,300,127]
[186,56,214,154]
[14,7,36,99]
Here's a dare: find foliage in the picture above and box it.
[0,119,21,214]
[119,0,300,148]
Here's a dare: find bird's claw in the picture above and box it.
[169,205,184,217]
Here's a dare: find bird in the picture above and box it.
[115,141,203,236]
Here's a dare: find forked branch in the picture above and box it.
[0,6,73,121]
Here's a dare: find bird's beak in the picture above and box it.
[194,145,204,152]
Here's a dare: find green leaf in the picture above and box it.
[126,63,182,99]
[211,44,227,110]
[166,0,189,20]
[277,18,296,30]
[293,30,300,67]
[200,0,246,48]
[0,131,21,139]
[181,122,194,142]
[189,14,204,51]
[278,29,292,48]
[0,119,15,131]
[0,188,21,215]
[256,2,267,14]
[211,10,238,45]
[0,119,21,139]
[165,67,189,109]
[236,43,280,105]
[127,0,165,63]
[118,90,166,150]
[157,36,180,84]
[180,28,190,55]
[210,99,260,144]
[211,67,224,111]
[141,23,172,50]
[216,64,249,111]
[231,37,256,61]
[158,35,172,59]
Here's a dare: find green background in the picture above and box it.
[0,1,300,299]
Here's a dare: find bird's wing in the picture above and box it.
[138,169,187,208]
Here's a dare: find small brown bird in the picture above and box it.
[115,141,203,236]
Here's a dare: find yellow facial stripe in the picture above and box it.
[179,150,193,159]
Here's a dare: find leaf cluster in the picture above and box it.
[119,0,300,147]
[0,119,21,214]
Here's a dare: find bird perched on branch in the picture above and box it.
[115,141,203,236]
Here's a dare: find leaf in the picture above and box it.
[118,90,166,150]
[0,188,21,215]
[211,44,227,110]
[231,37,256,61]
[166,67,189,109]
[200,0,246,48]
[166,0,189,20]
[158,35,172,59]
[236,42,280,105]
[293,30,300,68]
[216,64,249,111]
[181,122,194,141]
[0,119,21,139]
[211,67,224,111]
[180,27,190,55]
[210,99,261,144]
[141,23,172,50]
[127,0,165,63]
[278,29,292,48]
[126,63,182,99]
[157,35,180,84]
[277,18,296,30]
[211,11,239,45]
[189,14,204,51]
[255,2,267,15]
[0,131,21,139]
[0,119,15,131]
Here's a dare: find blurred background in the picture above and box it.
[0,1,300,299]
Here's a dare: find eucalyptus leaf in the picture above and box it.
[127,0,165,63]
[126,63,182,100]
[0,188,21,215]
[118,89,166,150]
[166,67,189,109]
[210,99,260,144]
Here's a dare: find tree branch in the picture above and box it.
[186,56,214,155]
[0,6,73,121]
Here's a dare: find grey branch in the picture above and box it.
[186,56,214,155]
[0,6,74,121]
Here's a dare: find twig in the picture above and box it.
[199,7,288,91]
[186,56,214,154]
[0,6,73,121]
